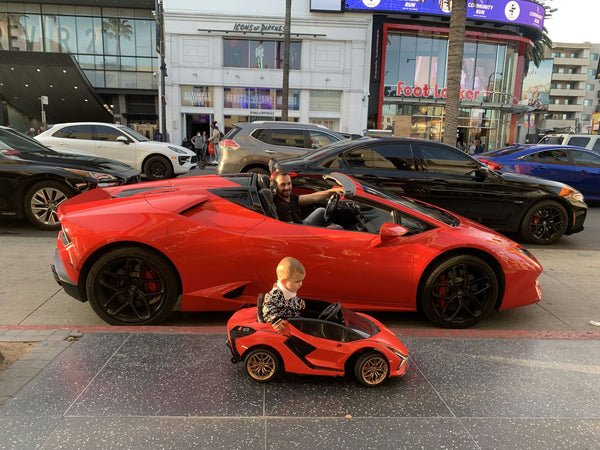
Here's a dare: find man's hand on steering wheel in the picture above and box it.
[324,192,340,224]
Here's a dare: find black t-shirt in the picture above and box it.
[273,193,302,223]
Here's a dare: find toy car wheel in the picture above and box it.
[245,347,281,383]
[86,246,179,325]
[420,255,498,329]
[24,180,74,230]
[144,155,173,180]
[520,200,568,245]
[354,352,389,387]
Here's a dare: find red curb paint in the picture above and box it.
[2,325,600,339]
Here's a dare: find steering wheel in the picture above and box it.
[323,193,340,224]
[318,302,342,321]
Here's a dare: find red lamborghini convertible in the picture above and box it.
[51,172,543,328]
[228,297,409,387]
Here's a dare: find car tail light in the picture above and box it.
[220,139,239,151]
[0,148,21,157]
[478,158,503,170]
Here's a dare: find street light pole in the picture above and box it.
[281,0,291,121]
[155,0,167,142]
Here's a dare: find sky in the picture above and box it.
[542,0,600,43]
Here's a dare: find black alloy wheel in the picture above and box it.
[144,155,174,180]
[420,255,499,328]
[86,247,179,325]
[520,200,568,245]
[24,180,74,230]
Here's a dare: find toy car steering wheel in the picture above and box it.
[318,302,342,321]
[323,193,340,223]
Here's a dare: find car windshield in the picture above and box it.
[360,183,459,226]
[0,128,60,157]
[298,138,357,161]
[340,307,378,338]
[117,125,150,142]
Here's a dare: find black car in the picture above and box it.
[0,126,140,230]
[270,137,587,244]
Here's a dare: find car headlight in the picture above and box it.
[513,244,535,260]
[385,345,407,359]
[63,168,121,187]
[168,145,187,154]
[559,187,584,202]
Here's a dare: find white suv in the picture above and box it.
[36,122,197,180]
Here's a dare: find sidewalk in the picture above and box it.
[1,326,599,449]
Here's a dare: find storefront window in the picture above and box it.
[7,13,43,51]
[224,87,300,110]
[181,86,213,107]
[224,38,301,70]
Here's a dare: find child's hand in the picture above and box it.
[272,320,287,332]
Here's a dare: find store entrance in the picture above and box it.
[184,114,212,141]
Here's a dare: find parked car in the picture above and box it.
[228,296,409,387]
[270,137,587,244]
[217,121,346,175]
[477,144,600,201]
[0,125,140,230]
[538,133,600,151]
[36,122,197,180]
[51,172,543,329]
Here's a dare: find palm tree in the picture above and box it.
[442,0,467,146]
[102,18,133,56]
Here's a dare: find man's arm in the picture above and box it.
[298,187,342,206]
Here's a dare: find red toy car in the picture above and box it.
[228,296,409,387]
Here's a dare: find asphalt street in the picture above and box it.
[1,165,599,331]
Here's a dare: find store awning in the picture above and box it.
[0,51,113,124]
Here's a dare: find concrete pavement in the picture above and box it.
[1,327,599,449]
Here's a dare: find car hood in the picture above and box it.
[139,140,196,156]
[28,152,139,175]
[494,170,575,191]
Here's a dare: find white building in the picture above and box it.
[163,0,372,143]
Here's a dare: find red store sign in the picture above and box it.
[396,82,481,101]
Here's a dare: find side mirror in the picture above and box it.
[371,222,409,247]
[116,136,129,144]
[474,166,488,181]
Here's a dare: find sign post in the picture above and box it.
[40,95,48,127]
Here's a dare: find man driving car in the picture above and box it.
[271,170,341,226]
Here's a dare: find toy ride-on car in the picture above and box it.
[227,296,409,387]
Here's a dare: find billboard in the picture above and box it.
[519,59,554,111]
[344,0,545,32]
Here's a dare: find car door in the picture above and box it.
[262,128,313,159]
[529,148,573,187]
[50,124,97,154]
[243,201,414,307]
[410,142,512,227]
[93,124,137,168]
[568,149,600,199]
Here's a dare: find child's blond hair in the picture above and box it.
[276,257,305,281]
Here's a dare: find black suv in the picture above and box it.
[217,121,346,175]
[270,136,587,244]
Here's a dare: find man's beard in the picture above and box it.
[276,187,291,199]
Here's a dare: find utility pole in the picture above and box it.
[155,0,167,142]
[281,0,291,121]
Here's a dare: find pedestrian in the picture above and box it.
[153,129,162,141]
[468,141,476,155]
[191,131,206,168]
[26,127,36,137]
[207,121,221,164]
[474,139,484,154]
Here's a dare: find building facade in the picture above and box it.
[0,0,158,136]
[164,0,545,150]
[539,42,600,135]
